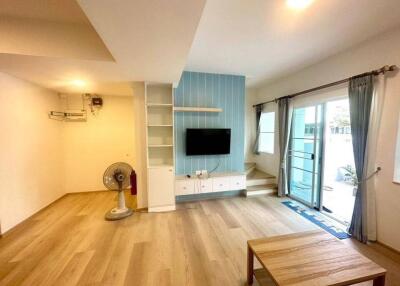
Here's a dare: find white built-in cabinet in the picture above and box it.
[148,167,175,209]
[175,173,246,196]
[145,83,175,212]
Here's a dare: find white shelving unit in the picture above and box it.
[145,83,175,212]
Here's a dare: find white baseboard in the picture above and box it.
[245,189,276,197]
[148,205,176,213]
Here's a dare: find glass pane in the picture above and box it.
[290,168,313,203]
[291,138,315,154]
[260,112,275,132]
[259,133,274,153]
[292,106,316,138]
[289,104,323,207]
[322,99,355,224]
[290,150,314,159]
[290,156,314,173]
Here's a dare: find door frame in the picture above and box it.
[316,103,326,211]
[288,103,325,209]
[288,96,354,226]
[318,97,354,226]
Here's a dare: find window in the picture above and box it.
[258,112,275,154]
[394,115,400,183]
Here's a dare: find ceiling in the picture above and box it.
[0,53,133,95]
[0,0,206,95]
[0,0,400,94]
[0,0,90,24]
[185,0,400,87]
[78,0,206,85]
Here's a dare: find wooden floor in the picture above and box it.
[1,192,400,286]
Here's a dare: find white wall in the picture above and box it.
[0,72,64,233]
[247,26,400,251]
[61,86,148,209]
[62,94,135,193]
[0,74,149,233]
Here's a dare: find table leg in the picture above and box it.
[247,245,254,285]
[373,275,385,286]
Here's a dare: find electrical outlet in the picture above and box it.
[202,170,208,175]
[195,170,201,176]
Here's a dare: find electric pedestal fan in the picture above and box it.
[103,162,134,220]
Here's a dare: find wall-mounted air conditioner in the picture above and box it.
[48,109,87,122]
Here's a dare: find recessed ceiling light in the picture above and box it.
[71,79,86,87]
[286,0,313,9]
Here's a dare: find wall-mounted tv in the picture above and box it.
[186,128,231,156]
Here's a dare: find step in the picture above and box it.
[245,162,256,175]
[246,170,276,187]
[245,184,277,197]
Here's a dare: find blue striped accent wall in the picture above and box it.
[174,71,245,175]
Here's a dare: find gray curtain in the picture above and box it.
[277,98,291,197]
[348,74,374,243]
[252,104,264,155]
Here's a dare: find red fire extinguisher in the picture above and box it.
[130,170,137,196]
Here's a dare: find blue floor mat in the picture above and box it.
[282,201,350,240]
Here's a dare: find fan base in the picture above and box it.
[105,207,133,221]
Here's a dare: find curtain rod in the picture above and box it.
[253,65,398,108]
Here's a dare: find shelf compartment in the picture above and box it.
[147,126,173,145]
[147,106,173,126]
[148,164,174,169]
[148,147,173,167]
[146,84,173,105]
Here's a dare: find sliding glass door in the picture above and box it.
[288,104,323,208]
[321,99,356,225]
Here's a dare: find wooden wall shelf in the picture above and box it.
[146,103,173,107]
[173,107,223,113]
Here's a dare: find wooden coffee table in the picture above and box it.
[247,229,386,286]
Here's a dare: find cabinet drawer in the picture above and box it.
[230,175,246,190]
[212,177,231,192]
[175,179,195,195]
[199,178,213,193]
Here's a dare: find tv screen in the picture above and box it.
[186,128,231,155]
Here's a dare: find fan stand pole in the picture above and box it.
[118,190,127,210]
[105,190,133,221]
